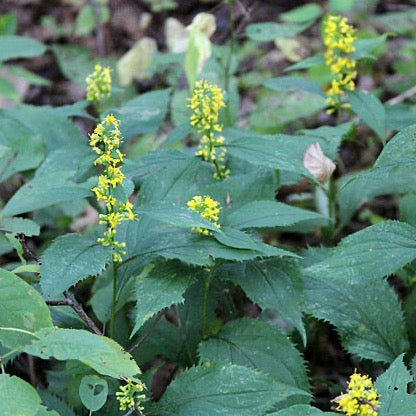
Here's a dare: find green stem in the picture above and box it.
[201,270,211,339]
[323,176,336,246]
[224,0,235,126]
[109,262,118,339]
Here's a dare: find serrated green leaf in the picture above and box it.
[24,328,141,380]
[375,354,416,415]
[0,217,40,236]
[105,89,170,140]
[306,221,416,282]
[0,35,46,61]
[338,124,416,225]
[131,260,196,336]
[147,363,309,416]
[264,76,324,97]
[199,318,310,392]
[38,390,76,416]
[35,406,60,416]
[0,268,52,349]
[348,90,386,141]
[304,274,408,363]
[3,172,93,216]
[219,259,305,342]
[0,374,42,416]
[223,200,327,229]
[40,234,112,298]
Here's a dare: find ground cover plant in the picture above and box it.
[2,0,416,415]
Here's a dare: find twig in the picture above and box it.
[89,0,105,56]
[46,291,102,336]
[386,85,416,105]
[127,312,164,354]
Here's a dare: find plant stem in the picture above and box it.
[224,0,235,126]
[323,176,336,246]
[201,270,211,339]
[109,262,118,339]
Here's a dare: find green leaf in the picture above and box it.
[263,76,324,97]
[147,363,309,416]
[271,405,338,415]
[106,89,170,140]
[136,201,221,233]
[329,0,355,12]
[352,35,388,60]
[8,65,51,86]
[0,13,17,36]
[0,268,52,349]
[3,172,92,216]
[131,261,196,336]
[0,35,46,61]
[79,375,108,411]
[199,318,310,391]
[280,4,322,23]
[245,22,310,42]
[375,354,416,415]
[338,124,416,224]
[0,374,42,416]
[0,76,19,101]
[285,56,325,72]
[0,217,40,236]
[215,227,297,258]
[41,234,112,298]
[24,328,141,380]
[348,90,386,141]
[74,4,110,37]
[0,134,44,183]
[304,273,408,363]
[223,200,327,230]
[185,28,211,88]
[219,258,305,342]
[305,221,416,282]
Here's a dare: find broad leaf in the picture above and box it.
[106,89,170,140]
[0,268,52,349]
[0,217,40,236]
[305,221,416,282]
[270,405,338,415]
[304,273,408,363]
[264,76,324,97]
[375,354,416,416]
[245,22,310,42]
[338,124,416,224]
[219,258,305,342]
[147,363,309,416]
[199,318,310,391]
[348,90,386,141]
[0,35,46,61]
[24,328,141,380]
[3,171,93,216]
[131,261,196,336]
[280,4,322,23]
[41,234,112,298]
[0,374,42,416]
[223,200,327,230]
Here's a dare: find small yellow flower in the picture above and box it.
[333,371,380,416]
[323,15,357,113]
[187,195,221,235]
[116,379,146,412]
[86,64,112,105]
[188,80,230,179]
[89,115,136,262]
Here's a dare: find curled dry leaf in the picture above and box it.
[303,142,336,184]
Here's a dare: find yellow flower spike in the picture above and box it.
[188,79,230,180]
[116,379,146,412]
[333,371,380,416]
[187,195,221,235]
[89,115,136,263]
[322,15,357,115]
[86,64,112,106]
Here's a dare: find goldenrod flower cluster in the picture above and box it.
[86,63,112,105]
[333,371,380,416]
[323,15,357,113]
[187,195,221,235]
[90,115,135,263]
[188,80,230,180]
[116,379,146,412]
